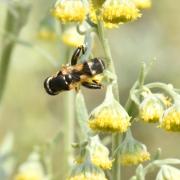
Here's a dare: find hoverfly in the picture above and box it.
[44,46,105,95]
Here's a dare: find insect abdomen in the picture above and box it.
[82,58,105,76]
[44,76,69,95]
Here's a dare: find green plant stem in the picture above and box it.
[96,19,120,180]
[0,2,29,104]
[63,91,75,177]
[75,91,89,140]
[61,48,75,179]
[146,82,180,101]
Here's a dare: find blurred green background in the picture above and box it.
[0,0,180,179]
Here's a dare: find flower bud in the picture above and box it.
[160,102,180,132]
[117,130,150,165]
[53,0,87,23]
[139,94,164,123]
[14,151,47,180]
[76,135,112,170]
[89,5,119,28]
[102,0,141,24]
[88,85,131,133]
[69,155,107,180]
[156,165,180,180]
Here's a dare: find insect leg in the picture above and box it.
[82,82,102,89]
[71,45,86,66]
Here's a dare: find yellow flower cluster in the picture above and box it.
[75,136,112,170]
[118,130,150,166]
[139,95,164,123]
[53,0,87,23]
[76,153,112,170]
[89,106,131,133]
[102,2,141,24]
[68,158,107,180]
[160,103,180,132]
[89,85,131,133]
[89,136,112,169]
[120,151,150,165]
[138,92,180,132]
[89,0,142,28]
[91,155,112,170]
[52,0,151,28]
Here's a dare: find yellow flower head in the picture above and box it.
[76,136,112,170]
[89,5,119,28]
[102,0,141,24]
[88,85,131,133]
[118,130,150,166]
[156,165,180,180]
[69,157,107,180]
[52,0,87,23]
[139,94,164,123]
[133,0,152,9]
[160,103,180,132]
[62,27,85,47]
[89,136,113,169]
[37,16,56,42]
[14,151,47,180]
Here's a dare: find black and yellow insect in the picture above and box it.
[44,46,105,95]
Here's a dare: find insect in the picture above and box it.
[44,45,105,95]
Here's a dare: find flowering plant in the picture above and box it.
[1,0,180,180]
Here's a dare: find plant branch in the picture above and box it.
[0,2,30,103]
[96,16,121,180]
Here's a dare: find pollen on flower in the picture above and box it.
[160,104,180,132]
[91,155,113,170]
[52,0,87,23]
[68,173,108,180]
[89,106,131,133]
[68,159,108,180]
[75,151,113,170]
[118,130,150,166]
[133,0,152,9]
[75,136,113,170]
[139,96,164,123]
[89,3,120,28]
[120,151,150,165]
[102,1,142,24]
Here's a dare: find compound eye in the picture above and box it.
[44,76,69,95]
